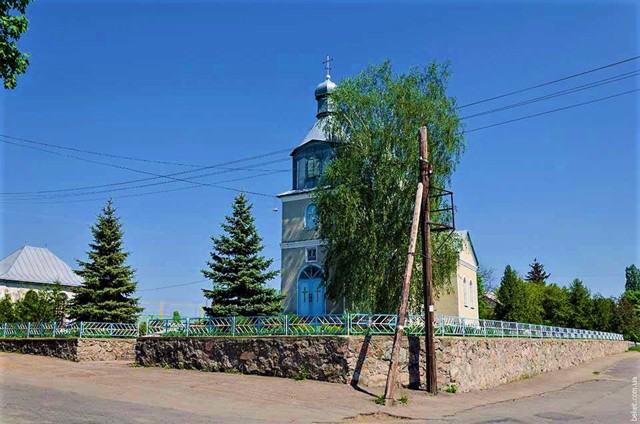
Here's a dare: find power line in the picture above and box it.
[138,279,207,292]
[464,88,640,133]
[4,88,637,204]
[460,70,640,120]
[0,138,285,198]
[0,133,201,168]
[0,138,291,195]
[138,259,282,292]
[4,58,639,203]
[0,170,286,204]
[459,55,640,109]
[2,170,288,202]
[1,156,289,197]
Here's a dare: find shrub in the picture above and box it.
[444,384,457,393]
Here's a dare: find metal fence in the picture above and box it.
[145,314,624,341]
[0,315,623,340]
[0,321,138,338]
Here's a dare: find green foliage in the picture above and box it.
[0,293,16,322]
[172,311,181,322]
[314,60,465,313]
[293,367,309,381]
[628,345,640,352]
[3,283,68,323]
[493,262,638,341]
[399,394,409,405]
[615,295,640,342]
[0,0,32,89]
[68,199,143,323]
[541,284,571,327]
[567,279,592,329]
[590,295,617,333]
[525,258,550,285]
[494,266,543,324]
[626,265,640,292]
[374,395,386,405]
[202,194,283,317]
[138,321,147,336]
[444,384,457,393]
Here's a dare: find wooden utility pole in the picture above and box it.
[419,126,438,394]
[383,182,424,405]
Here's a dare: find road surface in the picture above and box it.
[0,350,637,423]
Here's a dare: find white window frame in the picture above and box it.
[306,246,318,262]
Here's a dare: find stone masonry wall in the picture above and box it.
[0,338,78,361]
[77,339,136,361]
[0,338,136,362]
[348,336,629,392]
[136,337,350,382]
[136,336,628,393]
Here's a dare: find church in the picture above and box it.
[277,62,479,319]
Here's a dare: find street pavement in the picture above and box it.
[0,350,638,423]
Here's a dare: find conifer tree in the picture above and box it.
[495,265,543,323]
[567,279,592,329]
[525,258,551,285]
[202,194,282,317]
[625,264,640,291]
[68,199,142,323]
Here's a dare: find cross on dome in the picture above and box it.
[322,55,333,79]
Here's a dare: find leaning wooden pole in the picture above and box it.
[383,181,424,406]
[419,126,438,394]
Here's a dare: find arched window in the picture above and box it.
[304,203,318,229]
[463,277,468,307]
[469,280,474,309]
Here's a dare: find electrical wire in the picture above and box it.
[460,69,640,120]
[464,88,640,133]
[458,55,640,109]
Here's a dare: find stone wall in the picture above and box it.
[136,336,628,392]
[348,336,629,392]
[0,338,136,362]
[0,338,77,361]
[77,339,136,361]
[136,337,350,382]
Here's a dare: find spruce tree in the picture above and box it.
[202,193,282,317]
[68,199,142,323]
[625,264,640,291]
[494,265,526,321]
[525,258,551,285]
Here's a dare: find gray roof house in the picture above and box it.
[0,246,82,300]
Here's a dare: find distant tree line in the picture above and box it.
[479,260,640,342]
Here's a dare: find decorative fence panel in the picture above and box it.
[0,315,623,340]
[0,321,137,338]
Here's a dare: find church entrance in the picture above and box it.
[297,265,325,316]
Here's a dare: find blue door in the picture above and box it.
[297,265,325,316]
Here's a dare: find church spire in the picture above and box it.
[315,55,336,118]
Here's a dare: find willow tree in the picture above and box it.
[314,61,465,313]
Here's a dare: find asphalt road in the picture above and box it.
[0,350,638,423]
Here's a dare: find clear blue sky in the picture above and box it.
[1,0,637,316]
